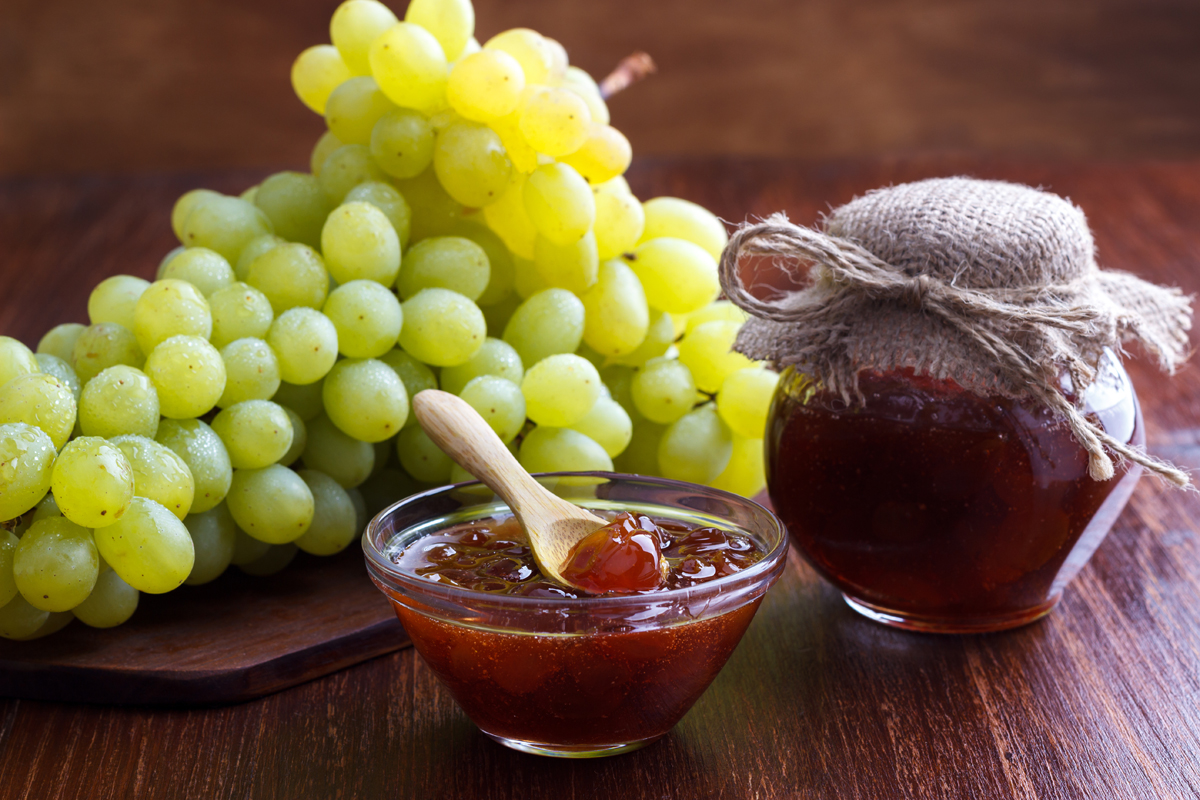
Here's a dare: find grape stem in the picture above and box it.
[599,52,657,99]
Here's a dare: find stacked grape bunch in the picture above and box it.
[0,0,778,641]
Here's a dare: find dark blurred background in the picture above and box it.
[3,0,1200,176]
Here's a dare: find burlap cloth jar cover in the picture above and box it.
[717,177,1194,486]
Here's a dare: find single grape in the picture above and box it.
[345,181,413,249]
[179,194,273,264]
[405,0,474,60]
[241,185,259,203]
[246,242,329,313]
[439,337,522,395]
[523,162,594,245]
[483,173,537,259]
[631,357,698,424]
[0,530,18,607]
[562,124,632,185]
[392,168,464,241]
[294,470,358,556]
[718,368,780,439]
[170,188,222,242]
[658,404,734,484]
[254,172,333,248]
[0,336,40,389]
[291,44,352,114]
[0,373,76,450]
[562,66,610,124]
[369,21,448,112]
[303,414,375,488]
[323,281,403,359]
[459,376,526,443]
[77,365,159,440]
[397,236,490,301]
[452,220,514,306]
[72,323,145,384]
[157,246,185,278]
[318,144,387,204]
[156,419,232,514]
[272,380,326,421]
[310,131,344,177]
[279,407,308,466]
[325,76,397,146]
[37,323,87,364]
[447,49,524,121]
[581,258,650,358]
[331,0,399,75]
[710,435,766,498]
[543,36,569,82]
[218,338,281,407]
[625,238,720,315]
[234,235,284,282]
[433,121,512,207]
[519,427,612,474]
[0,595,50,640]
[238,544,299,577]
[678,320,757,393]
[484,28,554,85]
[370,109,435,181]
[522,353,602,427]
[14,517,99,612]
[502,288,584,367]
[613,310,676,368]
[94,496,194,593]
[322,359,409,443]
[593,178,645,260]
[533,230,599,295]
[321,202,402,286]
[209,399,294,471]
[567,397,632,458]
[266,308,339,385]
[88,275,151,330]
[226,465,315,545]
[161,248,236,297]
[685,300,750,334]
[72,569,139,628]
[399,288,486,367]
[395,425,453,483]
[133,279,213,354]
[143,335,226,419]
[519,86,592,157]
[33,354,81,405]
[639,197,730,261]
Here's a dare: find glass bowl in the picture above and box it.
[362,472,788,758]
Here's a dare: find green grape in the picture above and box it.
[217,338,281,408]
[234,235,284,282]
[325,76,396,146]
[513,256,547,299]
[266,308,339,385]
[322,359,409,443]
[562,124,632,184]
[179,194,274,264]
[523,163,594,245]
[533,230,599,295]
[109,434,195,520]
[397,236,490,301]
[678,320,757,393]
[439,337,522,395]
[639,197,729,261]
[395,426,453,483]
[393,168,464,241]
[72,569,139,627]
[378,349,437,425]
[238,543,299,576]
[544,36,569,82]
[612,310,675,368]
[0,373,76,449]
[294,470,358,555]
[331,0,399,75]
[483,173,537,259]
[563,66,610,125]
[254,172,332,248]
[321,202,402,286]
[459,376,525,442]
[452,220,514,306]
[0,530,19,607]
[31,493,62,524]
[345,181,413,249]
[593,179,645,260]
[88,275,151,330]
[581,259,650,358]
[482,292,521,339]
[13,517,98,612]
[157,246,185,279]
[658,404,733,484]
[133,280,213,354]
[399,288,486,367]
[433,122,512,207]
[51,436,134,528]
[0,595,50,639]
[144,335,226,419]
[155,419,232,514]
[631,357,697,424]
[519,427,612,474]
[686,300,750,334]
[209,283,274,350]
[710,435,766,498]
[718,368,780,439]
[519,86,592,157]
[291,44,352,114]
[370,109,435,181]
[447,49,524,121]
[521,353,602,427]
[613,419,664,476]
[181,504,236,582]
[0,336,40,388]
[567,397,632,458]
[318,143,386,204]
[93,496,194,593]
[161,248,235,297]
[273,379,326,421]
[502,288,584,367]
[484,28,554,85]
[77,365,158,440]
[310,131,344,177]
[170,189,221,242]
[37,323,86,364]
[280,408,308,466]
[241,185,259,203]
[625,238,720,315]
[304,414,375,487]
[405,0,474,60]
[33,354,80,405]
[210,400,294,470]
[247,242,329,313]
[369,21,448,112]
[323,280,403,359]
[230,527,271,566]
[227,465,315,544]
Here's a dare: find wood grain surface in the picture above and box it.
[2,157,1200,798]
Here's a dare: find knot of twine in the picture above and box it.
[718,214,1191,488]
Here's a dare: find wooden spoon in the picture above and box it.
[411,389,607,589]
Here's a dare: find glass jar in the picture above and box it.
[766,349,1143,633]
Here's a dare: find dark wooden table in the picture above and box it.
[2,158,1200,799]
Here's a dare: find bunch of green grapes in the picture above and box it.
[0,0,779,641]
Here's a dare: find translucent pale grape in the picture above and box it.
[143,335,226,419]
[484,29,554,85]
[88,276,151,330]
[0,337,40,390]
[523,163,594,245]
[399,288,486,367]
[447,49,524,121]
[211,400,294,470]
[567,397,632,458]
[13,518,98,612]
[73,569,139,627]
[322,359,409,442]
[218,338,281,407]
[133,280,213,355]
[156,419,232,514]
[266,308,339,385]
[438,337,522,395]
[718,368,780,439]
[397,236,490,301]
[631,357,697,424]
[459,376,526,443]
[72,323,144,384]
[272,380,326,421]
[294,470,358,556]
[321,202,402,286]
[433,122,513,207]
[317,144,386,204]
[77,366,158,440]
[37,324,86,364]
[521,353,602,427]
[178,195,273,264]
[303,414,375,488]
[625,238,720,315]
[593,179,645,260]
[183,503,237,586]
[161,249,235,297]
[678,320,757,393]
[51,437,134,528]
[111,435,195,521]
[0,373,76,450]
[345,181,413,249]
[247,242,329,313]
[94,496,195,593]
[581,258,649,357]
[405,0,474,60]
[226,465,315,545]
[658,404,733,484]
[369,22,448,112]
[533,230,598,295]
[254,172,332,248]
[395,426,452,483]
[502,288,584,367]
[639,197,730,261]
[324,280,403,359]
[291,44,352,114]
[330,0,399,75]
[519,427,612,474]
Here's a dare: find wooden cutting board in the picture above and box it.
[0,546,408,706]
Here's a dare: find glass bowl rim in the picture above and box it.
[361,471,789,611]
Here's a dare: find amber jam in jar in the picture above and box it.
[766,351,1143,633]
